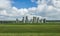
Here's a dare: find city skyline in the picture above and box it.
[0,0,60,20]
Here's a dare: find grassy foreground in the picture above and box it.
[0,23,60,36]
[0,33,60,36]
[0,25,60,33]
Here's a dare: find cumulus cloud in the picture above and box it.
[35,0,60,20]
[52,0,60,8]
[46,0,60,20]
[0,0,60,20]
[0,0,11,10]
[11,7,28,16]
[0,0,11,16]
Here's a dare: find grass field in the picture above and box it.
[0,23,60,36]
[0,33,60,36]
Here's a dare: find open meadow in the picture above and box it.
[0,23,60,36]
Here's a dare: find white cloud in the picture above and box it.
[36,0,60,20]
[18,8,28,16]
[46,5,60,20]
[0,10,7,15]
[37,4,47,12]
[0,0,11,10]
[0,0,60,20]
[52,0,60,8]
[28,7,37,13]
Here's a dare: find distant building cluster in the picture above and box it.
[16,16,46,23]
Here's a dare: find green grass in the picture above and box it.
[0,33,60,36]
[0,23,60,36]
[0,24,60,33]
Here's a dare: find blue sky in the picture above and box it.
[0,0,60,20]
[12,0,37,8]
